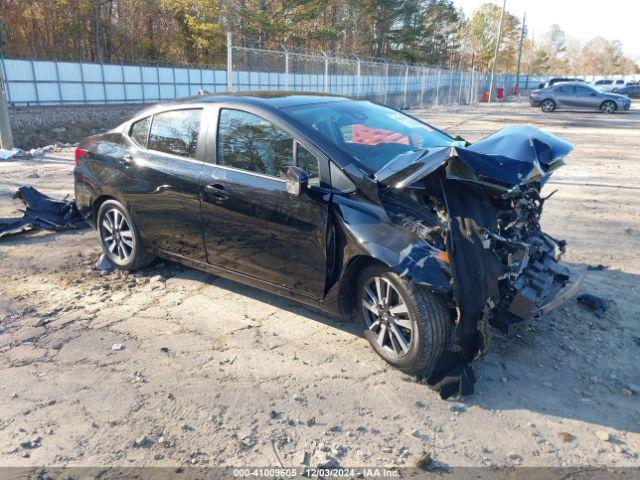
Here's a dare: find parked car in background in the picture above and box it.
[537,77,586,89]
[73,92,580,396]
[530,82,631,113]
[613,84,640,98]
[593,79,626,92]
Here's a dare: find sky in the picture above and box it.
[454,0,640,61]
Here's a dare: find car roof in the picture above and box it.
[130,91,355,119]
[552,81,591,87]
[165,91,352,109]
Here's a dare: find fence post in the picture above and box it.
[0,60,14,149]
[121,64,128,103]
[383,62,389,105]
[172,66,177,98]
[323,52,329,93]
[79,61,88,105]
[469,69,475,103]
[100,62,108,103]
[435,68,441,106]
[29,59,41,105]
[419,68,426,108]
[402,63,409,109]
[156,64,161,101]
[140,65,146,103]
[226,32,233,92]
[458,70,464,104]
[186,66,191,97]
[54,60,63,105]
[356,59,362,97]
[284,48,289,90]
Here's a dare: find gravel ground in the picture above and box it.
[0,101,639,468]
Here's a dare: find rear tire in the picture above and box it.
[540,99,555,113]
[97,200,154,271]
[600,100,617,113]
[356,264,451,377]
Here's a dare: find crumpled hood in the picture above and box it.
[375,126,574,189]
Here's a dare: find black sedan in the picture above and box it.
[74,92,580,397]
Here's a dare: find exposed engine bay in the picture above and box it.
[376,126,581,398]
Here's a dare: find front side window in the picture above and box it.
[148,109,202,158]
[130,116,151,147]
[576,85,596,95]
[284,100,459,173]
[217,109,294,178]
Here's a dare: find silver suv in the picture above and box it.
[530,82,631,113]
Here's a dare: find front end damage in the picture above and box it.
[376,126,581,398]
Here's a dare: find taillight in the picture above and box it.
[75,148,88,166]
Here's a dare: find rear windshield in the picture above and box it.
[284,100,458,173]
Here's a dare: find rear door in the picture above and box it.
[199,107,330,298]
[121,107,207,261]
[553,85,575,107]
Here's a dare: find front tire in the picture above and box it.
[356,265,451,377]
[540,99,555,113]
[97,200,154,270]
[600,100,617,113]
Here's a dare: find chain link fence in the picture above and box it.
[1,33,521,109]
[229,39,496,110]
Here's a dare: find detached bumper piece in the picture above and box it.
[492,242,581,335]
[0,187,86,239]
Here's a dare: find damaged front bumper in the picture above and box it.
[493,252,582,335]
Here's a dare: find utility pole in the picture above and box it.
[514,12,527,96]
[0,23,14,149]
[0,65,12,150]
[488,0,506,103]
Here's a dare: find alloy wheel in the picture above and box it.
[362,276,414,357]
[100,208,135,262]
[541,100,554,112]
[601,101,616,113]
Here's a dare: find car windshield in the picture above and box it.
[284,100,461,173]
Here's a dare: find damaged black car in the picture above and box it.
[74,93,580,398]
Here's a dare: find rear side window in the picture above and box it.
[130,116,151,147]
[148,109,202,158]
[555,85,573,93]
[217,109,293,178]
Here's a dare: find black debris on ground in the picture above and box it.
[0,187,86,239]
[586,264,609,271]
[577,293,609,317]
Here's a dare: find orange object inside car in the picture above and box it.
[351,125,409,145]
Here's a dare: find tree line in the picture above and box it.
[0,0,637,75]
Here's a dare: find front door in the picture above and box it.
[571,85,602,109]
[200,107,329,298]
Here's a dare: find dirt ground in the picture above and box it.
[1,101,639,469]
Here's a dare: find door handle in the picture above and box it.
[120,154,135,166]
[203,183,230,198]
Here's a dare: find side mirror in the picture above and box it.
[285,166,309,196]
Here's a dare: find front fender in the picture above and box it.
[333,195,450,293]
